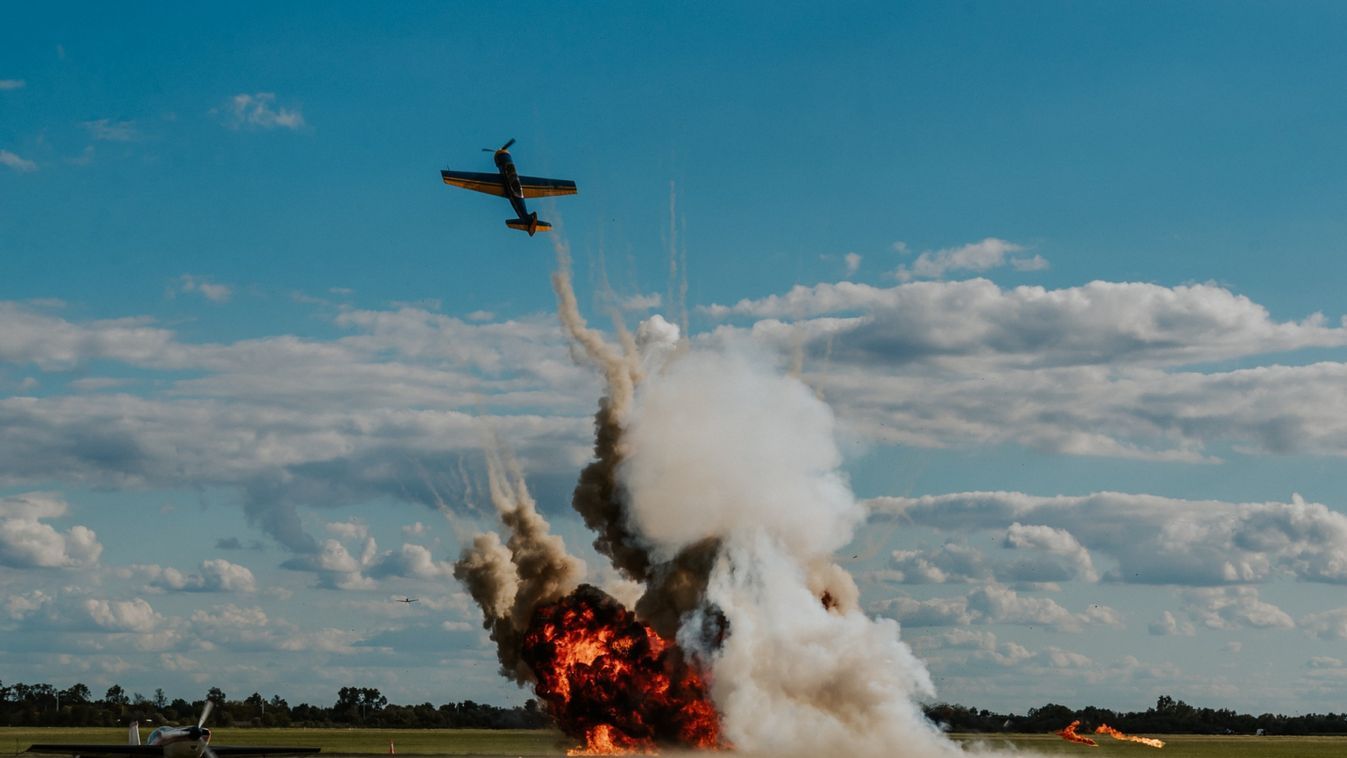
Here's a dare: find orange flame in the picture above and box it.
[566,725,654,756]
[1055,721,1098,747]
[1095,724,1165,749]
[523,584,725,754]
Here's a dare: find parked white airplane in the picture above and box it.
[27,700,319,758]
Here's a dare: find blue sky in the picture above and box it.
[5,2,1347,717]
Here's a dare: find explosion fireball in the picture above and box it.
[522,584,724,754]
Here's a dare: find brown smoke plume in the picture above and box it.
[549,239,726,640]
[452,531,525,681]
[453,441,583,684]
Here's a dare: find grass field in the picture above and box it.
[4,727,1346,756]
[954,732,1347,756]
[0,729,567,757]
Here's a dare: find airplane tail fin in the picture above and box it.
[129,722,141,746]
[505,212,552,236]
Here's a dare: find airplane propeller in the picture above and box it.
[191,699,217,758]
[482,137,515,153]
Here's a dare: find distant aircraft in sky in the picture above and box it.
[440,138,577,236]
[395,597,419,604]
[27,700,319,758]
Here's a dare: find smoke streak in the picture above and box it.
[550,235,638,416]
[549,236,673,590]
[668,180,678,335]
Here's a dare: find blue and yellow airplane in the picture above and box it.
[440,138,577,236]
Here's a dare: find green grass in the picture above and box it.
[4,728,1345,756]
[953,732,1347,757]
[0,728,568,757]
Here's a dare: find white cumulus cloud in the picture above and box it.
[1182,587,1295,630]
[83,597,161,632]
[0,492,101,568]
[894,238,1042,281]
[176,275,232,303]
[218,93,305,130]
[130,559,257,593]
[869,491,1347,587]
[1,149,37,173]
[872,583,1118,632]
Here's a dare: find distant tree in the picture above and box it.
[361,688,387,713]
[11,683,32,703]
[207,687,226,705]
[1022,703,1076,732]
[61,683,91,705]
[168,697,193,723]
[30,684,56,710]
[153,688,167,709]
[105,685,129,706]
[290,702,324,724]
[263,695,291,727]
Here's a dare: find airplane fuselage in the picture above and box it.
[492,150,530,219]
[146,726,210,758]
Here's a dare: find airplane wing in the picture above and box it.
[441,170,506,196]
[27,747,318,758]
[27,746,163,757]
[517,175,578,198]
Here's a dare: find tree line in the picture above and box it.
[924,694,1347,735]
[6,681,1347,734]
[0,682,548,729]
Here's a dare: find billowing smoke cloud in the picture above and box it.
[618,338,980,756]
[454,242,1010,756]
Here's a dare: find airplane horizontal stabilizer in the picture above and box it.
[505,218,552,235]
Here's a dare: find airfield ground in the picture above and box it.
[4,728,1346,757]
[955,732,1347,756]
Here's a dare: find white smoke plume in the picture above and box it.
[619,338,992,756]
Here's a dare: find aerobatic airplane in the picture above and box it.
[395,597,418,604]
[440,138,577,236]
[27,700,319,758]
